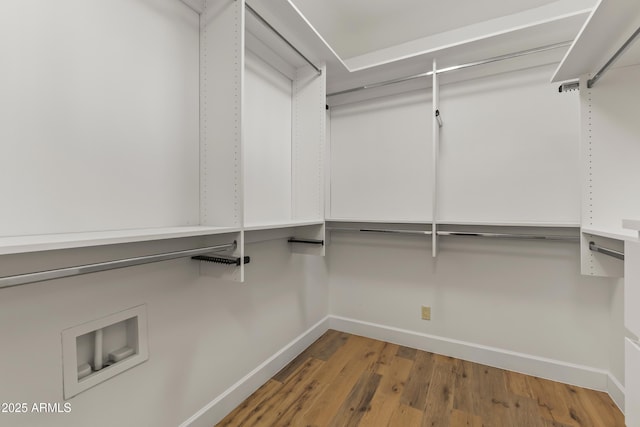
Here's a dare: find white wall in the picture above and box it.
[0,2,331,425]
[244,50,293,226]
[0,1,627,424]
[329,90,433,221]
[438,65,580,224]
[0,238,328,426]
[0,0,200,236]
[325,63,621,396]
[327,232,616,377]
[329,64,580,225]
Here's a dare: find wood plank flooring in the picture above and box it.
[216,330,625,427]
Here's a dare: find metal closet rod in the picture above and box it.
[437,231,579,241]
[589,241,624,260]
[327,227,578,241]
[245,3,322,75]
[328,227,432,236]
[0,242,237,290]
[327,41,572,97]
[588,25,640,88]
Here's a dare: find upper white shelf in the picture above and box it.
[437,220,580,228]
[623,219,640,239]
[326,218,431,225]
[326,218,579,228]
[243,219,324,232]
[0,226,241,256]
[552,0,640,82]
[582,226,638,242]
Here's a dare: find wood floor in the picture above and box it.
[217,330,625,427]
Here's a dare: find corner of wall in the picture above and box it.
[608,277,626,412]
[179,316,330,427]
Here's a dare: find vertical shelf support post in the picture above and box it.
[432,59,439,257]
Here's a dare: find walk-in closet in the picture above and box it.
[0,0,639,425]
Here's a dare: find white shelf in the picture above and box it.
[326,219,579,228]
[243,219,324,232]
[623,219,640,238]
[581,226,638,242]
[437,220,580,228]
[0,226,241,256]
[624,219,640,231]
[326,218,431,225]
[552,0,640,82]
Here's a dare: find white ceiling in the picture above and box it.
[250,0,597,94]
[290,0,595,59]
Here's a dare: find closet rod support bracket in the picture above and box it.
[588,241,624,261]
[192,255,250,266]
[287,238,324,246]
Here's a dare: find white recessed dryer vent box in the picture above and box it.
[62,305,149,399]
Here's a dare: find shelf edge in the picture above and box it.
[0,226,241,256]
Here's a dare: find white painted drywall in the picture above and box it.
[0,2,329,426]
[329,64,581,225]
[324,61,621,392]
[327,232,615,374]
[0,238,328,427]
[0,0,200,236]
[330,90,433,221]
[438,64,580,225]
[244,50,294,226]
[292,65,327,222]
[0,2,627,426]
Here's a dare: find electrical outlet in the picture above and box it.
[421,306,431,320]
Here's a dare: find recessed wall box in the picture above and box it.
[62,305,148,399]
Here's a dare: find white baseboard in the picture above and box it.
[329,315,611,393]
[607,373,625,413]
[179,316,330,427]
